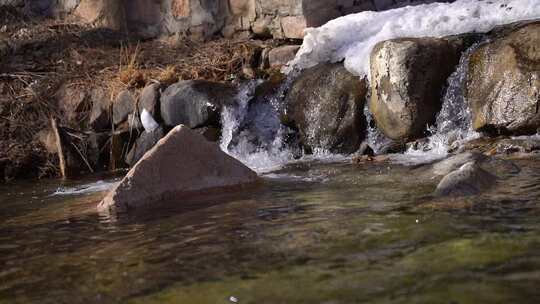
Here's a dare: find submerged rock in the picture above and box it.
[467,22,540,135]
[434,162,497,197]
[98,125,258,212]
[369,37,468,141]
[283,63,368,154]
[160,80,237,129]
[431,152,488,176]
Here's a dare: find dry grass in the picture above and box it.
[157,65,179,86]
[0,10,273,181]
[117,43,146,88]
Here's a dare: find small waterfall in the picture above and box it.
[364,103,395,155]
[220,78,298,173]
[222,43,486,170]
[402,43,482,161]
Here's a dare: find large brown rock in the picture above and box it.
[98,125,258,212]
[466,23,540,135]
[283,63,368,154]
[369,37,468,141]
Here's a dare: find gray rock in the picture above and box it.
[434,162,497,197]
[283,63,368,154]
[139,82,160,118]
[369,37,467,141]
[160,80,237,128]
[113,90,136,126]
[125,127,164,166]
[431,152,487,176]
[88,88,110,131]
[268,45,301,68]
[467,22,540,135]
[98,125,259,212]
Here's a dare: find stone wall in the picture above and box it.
[2,0,454,39]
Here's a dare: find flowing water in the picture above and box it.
[402,43,482,160]
[2,156,540,303]
[3,12,540,303]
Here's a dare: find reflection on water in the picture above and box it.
[1,158,540,303]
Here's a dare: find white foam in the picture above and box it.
[287,0,540,78]
[53,180,118,196]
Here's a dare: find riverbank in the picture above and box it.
[0,6,300,182]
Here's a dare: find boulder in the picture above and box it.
[88,88,111,131]
[74,0,126,30]
[430,152,487,176]
[125,127,164,166]
[113,90,136,126]
[369,37,467,141]
[98,125,258,212]
[434,162,497,197]
[280,16,306,39]
[160,80,237,128]
[283,63,368,154]
[139,82,160,118]
[466,23,540,135]
[268,45,301,68]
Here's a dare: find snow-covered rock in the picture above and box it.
[369,37,469,140]
[288,0,540,78]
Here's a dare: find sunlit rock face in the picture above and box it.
[466,22,540,135]
[98,125,258,212]
[369,37,468,141]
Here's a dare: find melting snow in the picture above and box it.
[287,0,540,77]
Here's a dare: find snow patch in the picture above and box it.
[287,0,540,77]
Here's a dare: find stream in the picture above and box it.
[3,2,540,302]
[1,155,540,303]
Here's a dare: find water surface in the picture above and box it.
[1,158,540,303]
